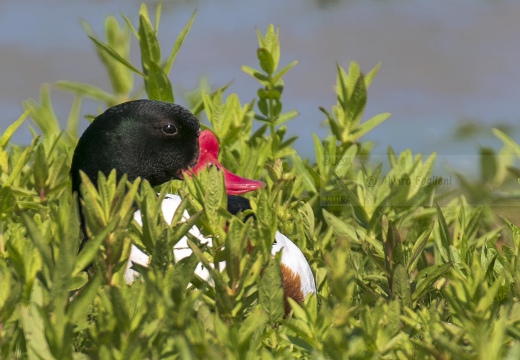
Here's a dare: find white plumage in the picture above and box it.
[272,232,316,298]
[124,195,211,284]
[124,194,316,299]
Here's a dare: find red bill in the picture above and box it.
[186,130,264,195]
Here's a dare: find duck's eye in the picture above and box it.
[162,124,177,135]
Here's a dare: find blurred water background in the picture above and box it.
[1,0,520,175]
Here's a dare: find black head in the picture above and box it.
[70,100,201,193]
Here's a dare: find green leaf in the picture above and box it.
[351,112,391,140]
[203,166,226,231]
[170,211,203,247]
[238,306,268,348]
[72,219,119,276]
[502,216,520,256]
[66,96,82,138]
[274,110,298,127]
[138,11,161,64]
[50,196,81,322]
[241,65,269,83]
[298,202,315,240]
[364,61,381,88]
[257,88,281,101]
[23,85,61,136]
[190,82,232,116]
[70,272,89,290]
[164,9,197,74]
[55,81,114,103]
[0,110,28,149]
[121,14,139,38]
[256,192,278,254]
[322,210,356,240]
[408,153,436,200]
[392,264,411,307]
[480,147,497,183]
[435,203,452,262]
[313,134,325,178]
[68,276,101,323]
[385,221,404,272]
[476,274,503,313]
[21,213,53,273]
[154,1,162,31]
[33,143,49,195]
[225,217,246,284]
[412,263,452,302]
[406,223,434,273]
[493,128,520,158]
[285,298,318,347]
[257,48,274,75]
[144,56,174,102]
[89,36,145,77]
[291,155,317,193]
[103,17,133,96]
[5,136,39,187]
[320,106,342,140]
[272,60,298,83]
[259,258,284,324]
[0,259,12,311]
[332,173,369,226]
[465,206,483,243]
[21,292,54,360]
[168,254,199,305]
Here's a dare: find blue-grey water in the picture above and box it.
[1,0,520,176]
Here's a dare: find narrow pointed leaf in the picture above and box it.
[164,9,197,74]
[259,258,284,324]
[89,36,145,76]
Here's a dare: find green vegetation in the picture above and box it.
[2,4,520,359]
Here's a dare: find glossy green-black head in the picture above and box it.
[70,99,201,193]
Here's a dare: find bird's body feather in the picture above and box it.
[126,195,316,300]
[70,100,316,310]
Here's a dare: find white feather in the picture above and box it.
[125,195,213,283]
[271,232,316,297]
[125,195,316,297]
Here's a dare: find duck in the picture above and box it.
[70,99,316,311]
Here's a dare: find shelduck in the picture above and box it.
[70,99,316,310]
